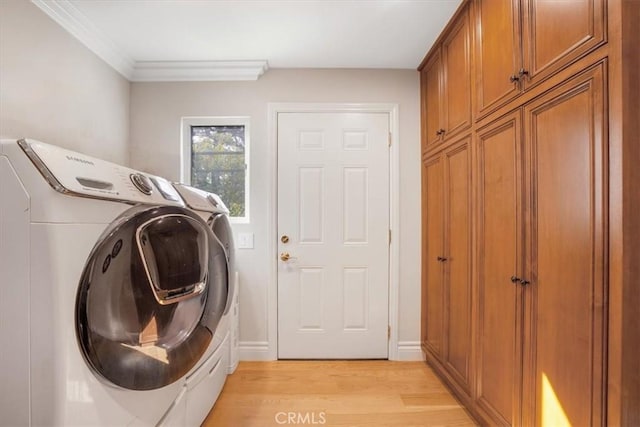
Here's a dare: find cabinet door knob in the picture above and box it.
[437,256,448,262]
[510,275,520,283]
[510,70,529,84]
[520,278,531,286]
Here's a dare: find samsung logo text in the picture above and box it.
[66,155,94,166]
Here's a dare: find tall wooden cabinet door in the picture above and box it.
[421,51,443,149]
[522,64,607,426]
[420,70,428,153]
[443,138,472,392]
[521,0,606,89]
[474,0,522,118]
[421,155,445,358]
[442,7,472,139]
[475,111,524,425]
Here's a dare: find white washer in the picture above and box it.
[172,185,239,390]
[0,139,228,426]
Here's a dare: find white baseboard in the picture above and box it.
[396,341,425,361]
[239,341,274,361]
[239,341,423,361]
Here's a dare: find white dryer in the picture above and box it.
[173,184,239,375]
[0,139,228,426]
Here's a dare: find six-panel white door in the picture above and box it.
[277,112,390,359]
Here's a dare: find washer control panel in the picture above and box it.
[19,139,183,206]
[206,194,219,207]
[130,173,153,195]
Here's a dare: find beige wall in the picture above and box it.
[0,0,130,164]
[0,0,421,358]
[130,69,422,357]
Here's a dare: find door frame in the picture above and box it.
[267,103,401,360]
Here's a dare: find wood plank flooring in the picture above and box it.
[203,361,477,426]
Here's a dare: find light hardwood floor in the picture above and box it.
[203,361,477,426]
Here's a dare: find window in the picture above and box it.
[182,117,250,222]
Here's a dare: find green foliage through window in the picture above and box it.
[191,125,246,217]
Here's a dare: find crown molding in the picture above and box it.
[31,0,136,79]
[132,60,269,82]
[31,0,269,82]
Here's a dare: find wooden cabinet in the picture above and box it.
[472,64,607,426]
[442,11,472,139]
[421,0,640,424]
[442,140,472,391]
[474,0,522,116]
[421,136,472,394]
[421,53,443,149]
[521,0,606,88]
[475,111,524,425]
[521,63,607,427]
[474,0,606,117]
[420,5,472,150]
[421,155,444,356]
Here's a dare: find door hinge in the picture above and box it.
[388,229,391,245]
[388,325,391,340]
[388,132,392,147]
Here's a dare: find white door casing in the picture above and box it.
[277,111,390,359]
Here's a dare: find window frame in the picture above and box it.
[181,116,250,224]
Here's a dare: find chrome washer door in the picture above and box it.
[75,205,227,391]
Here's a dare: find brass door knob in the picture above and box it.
[280,252,291,261]
[281,235,290,243]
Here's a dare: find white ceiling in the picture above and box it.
[34,0,462,81]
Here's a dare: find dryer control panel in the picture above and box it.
[173,183,229,214]
[18,139,183,206]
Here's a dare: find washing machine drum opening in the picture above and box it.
[75,206,228,391]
